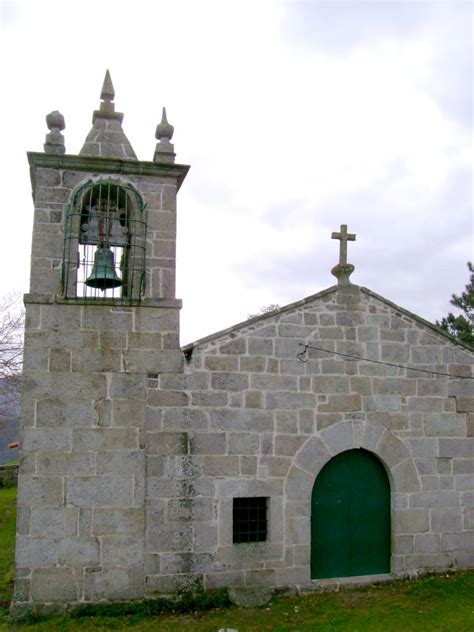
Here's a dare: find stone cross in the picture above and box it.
[331,224,356,265]
[330,224,356,286]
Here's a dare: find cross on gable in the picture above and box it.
[331,224,356,266]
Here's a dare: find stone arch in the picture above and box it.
[62,177,147,300]
[283,421,421,583]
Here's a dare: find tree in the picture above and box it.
[436,262,474,348]
[0,293,24,409]
[247,304,281,320]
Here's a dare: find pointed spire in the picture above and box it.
[153,107,175,164]
[93,69,121,121]
[100,69,115,102]
[155,107,174,141]
[44,110,66,155]
[79,70,137,159]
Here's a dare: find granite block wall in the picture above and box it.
[13,154,185,615]
[144,286,473,593]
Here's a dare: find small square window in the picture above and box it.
[233,497,268,544]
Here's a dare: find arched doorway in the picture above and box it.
[311,449,391,579]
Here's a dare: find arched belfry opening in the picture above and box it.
[62,180,147,300]
[311,448,391,579]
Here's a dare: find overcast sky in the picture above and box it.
[0,0,472,344]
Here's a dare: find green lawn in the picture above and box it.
[1,487,473,631]
[0,486,16,610]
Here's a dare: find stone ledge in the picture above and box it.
[23,294,182,309]
[27,152,190,190]
[305,573,394,593]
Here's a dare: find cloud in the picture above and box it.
[422,3,473,128]
[0,0,471,345]
[283,0,431,54]
[0,1,21,29]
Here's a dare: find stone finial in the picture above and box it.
[46,111,65,131]
[331,224,356,286]
[44,110,66,155]
[155,107,174,141]
[101,69,115,102]
[153,107,175,164]
[92,69,124,123]
[80,71,137,159]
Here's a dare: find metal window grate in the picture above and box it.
[233,497,268,544]
[62,180,147,300]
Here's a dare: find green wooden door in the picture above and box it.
[311,449,390,579]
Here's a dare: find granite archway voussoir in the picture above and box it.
[353,420,366,448]
[284,466,316,502]
[294,436,331,475]
[391,458,421,493]
[375,428,411,468]
[361,421,386,453]
[319,420,357,455]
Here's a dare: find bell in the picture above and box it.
[85,247,123,290]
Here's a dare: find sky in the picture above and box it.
[0,0,472,345]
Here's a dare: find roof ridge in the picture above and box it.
[182,285,474,354]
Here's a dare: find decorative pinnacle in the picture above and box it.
[92,70,123,123]
[44,110,65,155]
[153,107,175,164]
[331,224,356,286]
[155,107,174,141]
[46,110,65,131]
[100,69,115,102]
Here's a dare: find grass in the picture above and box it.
[1,488,473,631]
[0,486,16,610]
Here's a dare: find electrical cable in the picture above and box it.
[297,343,474,379]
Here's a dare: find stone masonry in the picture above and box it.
[13,74,188,615]
[12,73,473,615]
[146,284,474,593]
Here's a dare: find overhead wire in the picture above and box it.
[297,343,474,379]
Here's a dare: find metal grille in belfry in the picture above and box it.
[62,181,147,300]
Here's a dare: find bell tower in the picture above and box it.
[13,71,189,615]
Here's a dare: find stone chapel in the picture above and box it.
[12,72,474,614]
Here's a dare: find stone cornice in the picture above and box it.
[27,152,190,191]
[23,293,182,309]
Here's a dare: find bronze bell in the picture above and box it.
[85,247,123,290]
